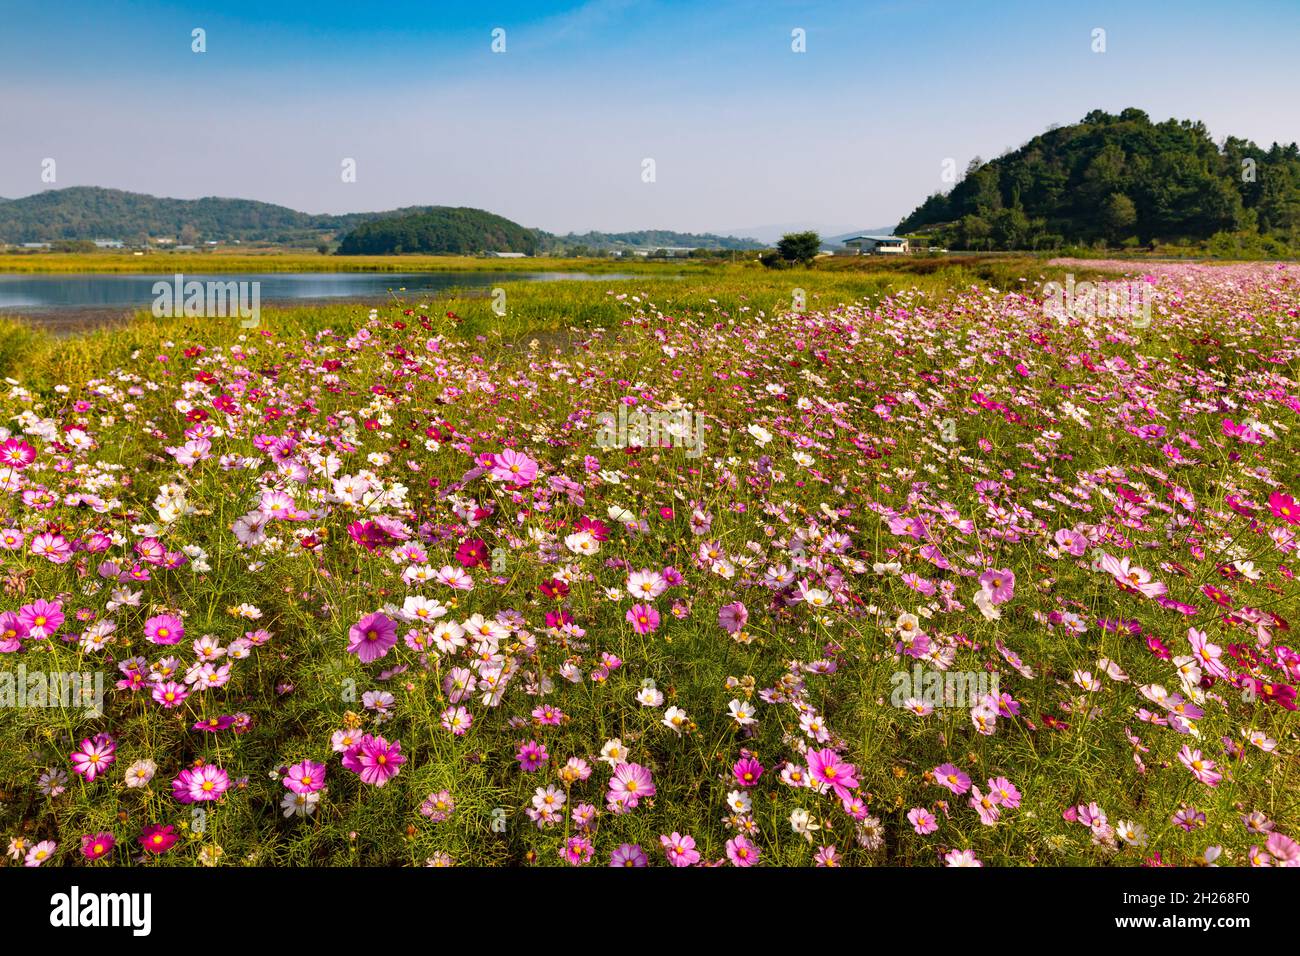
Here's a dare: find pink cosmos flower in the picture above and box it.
[284,759,327,794]
[70,734,116,782]
[24,840,57,866]
[342,734,405,786]
[347,611,397,663]
[625,603,660,635]
[933,763,972,795]
[969,786,1002,826]
[610,843,648,867]
[0,611,27,652]
[907,807,938,834]
[515,739,549,772]
[1053,528,1089,556]
[562,836,594,865]
[726,835,760,866]
[807,748,859,800]
[718,601,748,633]
[441,705,473,735]
[1266,832,1300,865]
[979,569,1015,605]
[490,449,538,486]
[1269,492,1299,526]
[660,831,701,867]
[18,599,63,640]
[151,680,189,708]
[986,776,1021,808]
[1178,746,1222,787]
[609,762,655,806]
[172,765,230,803]
[144,613,184,645]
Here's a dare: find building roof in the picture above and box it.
[843,235,904,242]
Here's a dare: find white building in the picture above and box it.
[842,235,909,255]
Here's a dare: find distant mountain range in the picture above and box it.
[0,187,767,251]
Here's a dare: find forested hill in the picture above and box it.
[0,186,429,244]
[895,109,1300,250]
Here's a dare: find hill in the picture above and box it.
[0,186,430,245]
[336,207,541,256]
[895,108,1300,251]
[0,187,764,254]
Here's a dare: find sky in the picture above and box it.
[2,0,1298,237]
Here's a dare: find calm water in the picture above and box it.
[0,271,635,312]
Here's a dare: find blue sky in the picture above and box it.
[1,0,1298,236]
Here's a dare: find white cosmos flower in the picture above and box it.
[662,706,689,735]
[790,808,820,842]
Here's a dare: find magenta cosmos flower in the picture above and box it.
[660,832,701,867]
[625,603,660,635]
[138,824,179,855]
[342,734,405,786]
[515,740,549,772]
[70,734,116,782]
[0,438,36,469]
[490,449,538,486]
[807,748,859,800]
[733,756,763,788]
[284,759,327,794]
[144,613,184,645]
[347,611,397,663]
[1268,492,1299,526]
[81,832,115,861]
[18,599,63,640]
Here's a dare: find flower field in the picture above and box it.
[1,261,1299,868]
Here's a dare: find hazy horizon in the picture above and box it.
[2,0,1298,235]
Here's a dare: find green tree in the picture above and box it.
[776,231,821,264]
[1100,193,1137,243]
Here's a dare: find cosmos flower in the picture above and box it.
[284,759,327,794]
[347,611,398,663]
[70,734,116,783]
[660,832,701,867]
[139,825,179,855]
[342,735,406,786]
[81,832,115,861]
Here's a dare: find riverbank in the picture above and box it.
[0,251,719,274]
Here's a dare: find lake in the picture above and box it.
[0,271,634,314]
